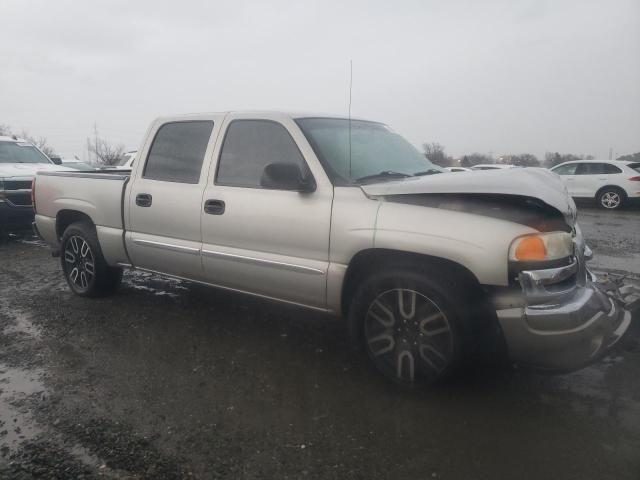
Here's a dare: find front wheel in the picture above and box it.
[349,269,471,387]
[597,188,625,210]
[61,222,122,297]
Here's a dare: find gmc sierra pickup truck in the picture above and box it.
[33,112,631,386]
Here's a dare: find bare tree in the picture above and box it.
[88,137,125,165]
[617,152,640,162]
[508,153,540,167]
[422,142,454,167]
[544,152,593,168]
[19,130,56,157]
[460,153,493,168]
[0,124,12,136]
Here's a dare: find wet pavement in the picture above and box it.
[0,206,639,479]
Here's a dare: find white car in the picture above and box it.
[470,164,516,171]
[550,160,640,210]
[444,167,472,173]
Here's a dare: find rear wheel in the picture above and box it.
[61,222,122,297]
[597,187,625,210]
[349,268,472,387]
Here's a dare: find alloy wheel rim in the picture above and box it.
[601,192,620,209]
[64,236,95,290]
[364,288,453,385]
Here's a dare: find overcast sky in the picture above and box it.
[1,0,639,161]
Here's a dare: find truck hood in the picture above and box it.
[361,168,577,227]
[0,163,73,178]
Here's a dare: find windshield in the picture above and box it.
[0,141,51,164]
[296,118,442,185]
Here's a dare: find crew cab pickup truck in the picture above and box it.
[33,112,631,386]
[0,136,68,230]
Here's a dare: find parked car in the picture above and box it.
[471,164,516,171]
[550,160,640,210]
[0,136,71,230]
[59,157,98,170]
[33,112,630,386]
[444,167,472,173]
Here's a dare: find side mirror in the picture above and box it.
[50,156,62,165]
[260,163,316,193]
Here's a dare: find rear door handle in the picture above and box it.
[204,199,225,215]
[136,193,152,207]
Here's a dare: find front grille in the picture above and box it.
[4,180,32,190]
[5,192,32,206]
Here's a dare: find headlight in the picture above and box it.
[509,232,573,262]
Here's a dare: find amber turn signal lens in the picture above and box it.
[514,235,546,261]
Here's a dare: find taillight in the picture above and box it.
[629,176,640,181]
[31,178,36,212]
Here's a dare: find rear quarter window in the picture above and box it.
[628,162,640,173]
[603,164,622,174]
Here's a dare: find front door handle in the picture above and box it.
[136,193,152,207]
[204,199,225,215]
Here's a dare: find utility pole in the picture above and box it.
[93,123,99,163]
[609,147,613,160]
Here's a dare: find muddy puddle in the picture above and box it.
[0,366,45,451]
[0,306,46,455]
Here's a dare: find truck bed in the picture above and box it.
[34,170,131,266]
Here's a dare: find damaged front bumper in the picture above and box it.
[493,235,634,371]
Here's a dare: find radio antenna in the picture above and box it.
[348,59,353,180]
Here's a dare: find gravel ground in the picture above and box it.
[0,206,639,479]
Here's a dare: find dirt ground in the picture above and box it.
[1,206,639,479]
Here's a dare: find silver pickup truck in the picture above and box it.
[0,135,68,230]
[33,112,631,386]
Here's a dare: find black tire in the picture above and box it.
[597,187,626,210]
[348,267,478,387]
[60,222,122,297]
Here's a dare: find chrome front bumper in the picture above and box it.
[493,233,632,371]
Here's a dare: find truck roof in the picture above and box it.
[154,111,379,124]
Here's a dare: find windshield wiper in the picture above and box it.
[355,170,412,183]
[413,169,442,176]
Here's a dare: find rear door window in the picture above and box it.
[552,163,578,175]
[143,121,213,183]
[574,163,591,175]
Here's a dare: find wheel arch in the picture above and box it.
[56,210,95,240]
[340,248,483,316]
[595,184,627,200]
